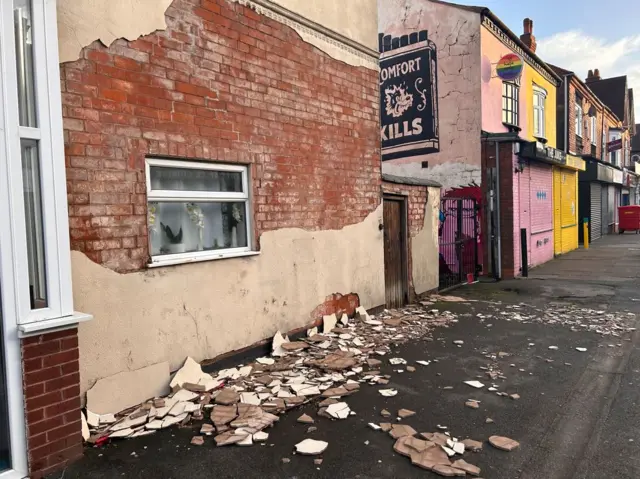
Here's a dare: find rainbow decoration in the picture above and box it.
[496,53,523,81]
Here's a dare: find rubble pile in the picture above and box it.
[478,303,637,336]
[368,419,519,476]
[82,305,457,447]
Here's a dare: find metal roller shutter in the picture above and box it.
[601,185,609,236]
[608,186,615,233]
[590,182,602,242]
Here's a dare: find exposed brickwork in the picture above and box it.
[382,181,430,297]
[21,328,82,478]
[567,80,605,158]
[62,0,380,272]
[309,293,361,325]
[481,141,516,278]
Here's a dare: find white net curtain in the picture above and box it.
[148,167,248,257]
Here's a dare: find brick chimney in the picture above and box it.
[520,18,537,52]
[586,69,601,83]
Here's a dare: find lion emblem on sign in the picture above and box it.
[385,83,413,118]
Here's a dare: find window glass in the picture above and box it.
[146,160,251,263]
[149,201,248,257]
[21,140,47,308]
[13,0,37,128]
[575,103,583,136]
[502,81,519,126]
[150,167,243,193]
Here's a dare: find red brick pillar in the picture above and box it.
[22,328,82,478]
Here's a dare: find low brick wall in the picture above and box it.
[22,328,82,478]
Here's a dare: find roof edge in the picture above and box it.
[482,10,562,84]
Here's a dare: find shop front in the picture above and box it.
[579,159,624,239]
[520,143,585,257]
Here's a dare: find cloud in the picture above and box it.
[537,30,640,121]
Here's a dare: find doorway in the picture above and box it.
[383,196,408,309]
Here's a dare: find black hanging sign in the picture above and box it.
[379,31,439,161]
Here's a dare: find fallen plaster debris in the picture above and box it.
[170,357,212,389]
[464,381,485,389]
[389,358,407,365]
[272,331,290,357]
[465,400,480,409]
[576,347,587,352]
[453,340,464,345]
[322,314,338,334]
[548,346,559,350]
[416,360,431,366]
[297,414,314,424]
[489,435,520,451]
[452,459,481,476]
[379,389,398,397]
[398,409,416,419]
[295,438,328,455]
[368,423,382,431]
[326,402,351,419]
[81,412,90,441]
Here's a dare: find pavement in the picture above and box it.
[51,233,640,479]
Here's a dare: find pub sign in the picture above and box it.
[379,32,439,161]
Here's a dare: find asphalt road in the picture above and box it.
[51,234,640,479]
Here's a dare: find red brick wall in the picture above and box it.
[381,181,430,296]
[567,80,607,159]
[62,0,381,273]
[481,141,515,278]
[22,328,82,478]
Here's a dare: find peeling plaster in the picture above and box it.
[57,0,173,63]
[74,206,385,395]
[411,186,440,294]
[379,0,482,193]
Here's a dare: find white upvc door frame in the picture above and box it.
[0,4,28,476]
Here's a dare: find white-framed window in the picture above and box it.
[501,80,519,126]
[609,130,621,166]
[146,159,254,267]
[533,85,546,138]
[591,116,597,145]
[1,0,87,333]
[602,127,607,160]
[575,100,583,137]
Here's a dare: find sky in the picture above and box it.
[455,0,640,122]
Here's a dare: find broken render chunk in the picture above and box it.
[295,438,328,455]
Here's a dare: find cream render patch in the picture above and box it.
[57,0,173,63]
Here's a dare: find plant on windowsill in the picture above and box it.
[148,203,158,235]
[160,222,185,254]
[230,204,243,248]
[186,203,205,251]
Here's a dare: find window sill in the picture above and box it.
[148,250,260,268]
[534,135,547,144]
[18,311,93,338]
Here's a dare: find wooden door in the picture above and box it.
[383,197,407,309]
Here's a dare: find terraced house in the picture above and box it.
[0,0,446,477]
[378,0,583,282]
